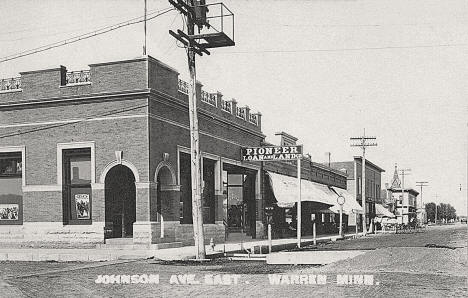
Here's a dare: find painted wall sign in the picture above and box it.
[241,145,303,161]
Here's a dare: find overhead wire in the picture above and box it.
[0,10,157,40]
[217,43,468,54]
[0,7,175,64]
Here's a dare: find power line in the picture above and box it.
[217,43,468,54]
[0,10,156,40]
[0,7,175,64]
[0,103,148,140]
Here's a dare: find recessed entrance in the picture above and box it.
[104,165,136,239]
[223,164,257,240]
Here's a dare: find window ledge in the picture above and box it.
[0,89,22,94]
[60,82,92,88]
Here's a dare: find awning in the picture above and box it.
[267,172,335,208]
[329,186,364,215]
[375,204,396,218]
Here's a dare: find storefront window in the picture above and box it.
[0,152,22,224]
[63,148,91,224]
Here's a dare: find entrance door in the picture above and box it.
[105,165,136,238]
[225,171,256,240]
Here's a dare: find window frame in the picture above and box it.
[0,146,25,225]
[57,142,95,225]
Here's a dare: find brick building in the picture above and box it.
[0,56,350,248]
[261,132,352,237]
[329,157,385,231]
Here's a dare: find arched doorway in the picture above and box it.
[105,165,136,239]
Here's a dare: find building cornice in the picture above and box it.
[0,89,151,109]
[353,156,386,173]
[149,89,265,139]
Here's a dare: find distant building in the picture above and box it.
[383,165,420,224]
[329,157,385,231]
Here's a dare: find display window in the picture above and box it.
[62,148,92,224]
[0,152,23,225]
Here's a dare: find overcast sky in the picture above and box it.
[1,0,467,215]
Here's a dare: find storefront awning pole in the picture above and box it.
[297,157,301,248]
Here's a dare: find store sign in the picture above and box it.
[241,145,303,161]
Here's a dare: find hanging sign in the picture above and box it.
[241,145,303,161]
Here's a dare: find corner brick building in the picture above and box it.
[0,56,349,248]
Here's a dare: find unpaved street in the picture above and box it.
[0,224,466,297]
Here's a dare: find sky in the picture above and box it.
[1,0,467,215]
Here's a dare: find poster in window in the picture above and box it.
[75,194,90,219]
[0,204,19,220]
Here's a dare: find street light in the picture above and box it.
[337,195,346,238]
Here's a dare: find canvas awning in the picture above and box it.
[267,172,335,208]
[329,186,364,215]
[375,203,396,218]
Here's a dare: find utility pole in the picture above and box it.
[143,0,147,55]
[399,168,411,223]
[169,0,235,259]
[297,157,302,248]
[434,194,438,224]
[416,181,429,222]
[350,129,377,235]
[325,152,331,167]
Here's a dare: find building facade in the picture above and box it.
[262,133,349,237]
[330,157,385,231]
[0,56,267,247]
[0,56,350,248]
[383,165,419,224]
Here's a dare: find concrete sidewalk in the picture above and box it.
[0,232,364,262]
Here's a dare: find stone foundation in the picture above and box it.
[0,222,104,248]
[175,223,225,246]
[132,221,179,244]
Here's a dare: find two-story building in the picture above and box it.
[329,157,385,231]
[261,132,356,238]
[0,56,354,248]
[384,165,419,225]
[0,56,267,247]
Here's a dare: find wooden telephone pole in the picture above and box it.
[169,0,235,259]
[350,129,377,235]
[416,181,429,222]
[143,0,147,55]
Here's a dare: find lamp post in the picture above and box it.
[337,195,345,238]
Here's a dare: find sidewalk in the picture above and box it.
[0,232,364,262]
